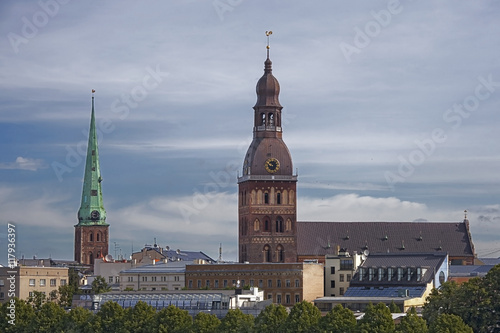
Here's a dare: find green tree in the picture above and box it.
[283,300,321,333]
[58,284,75,308]
[124,301,157,333]
[218,308,254,333]
[395,307,428,333]
[428,313,473,333]
[422,281,460,324]
[31,301,66,333]
[357,303,395,333]
[193,312,221,333]
[254,304,288,333]
[319,304,356,333]
[389,300,401,313]
[27,290,47,310]
[0,297,35,333]
[156,304,193,333]
[94,300,126,333]
[63,306,95,333]
[91,276,111,294]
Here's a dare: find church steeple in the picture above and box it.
[75,90,109,266]
[77,90,107,225]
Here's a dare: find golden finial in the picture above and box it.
[92,89,95,93]
[464,209,468,219]
[265,31,272,49]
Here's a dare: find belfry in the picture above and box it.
[237,32,298,263]
[74,90,109,265]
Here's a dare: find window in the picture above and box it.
[197,280,201,289]
[285,279,291,287]
[295,279,300,288]
[264,245,271,262]
[250,280,254,287]
[268,293,273,300]
[295,294,300,303]
[0,292,4,299]
[379,268,384,281]
[347,274,351,282]
[358,268,364,281]
[416,267,422,282]
[128,277,133,282]
[339,274,344,282]
[277,280,282,288]
[276,218,284,233]
[206,280,210,288]
[340,287,345,295]
[50,279,56,287]
[215,280,219,288]
[340,259,353,270]
[115,276,120,283]
[40,279,46,287]
[188,280,193,288]
[142,276,147,282]
[109,276,113,283]
[60,279,66,286]
[388,267,394,281]
[268,280,272,288]
[29,279,35,286]
[397,267,403,281]
[89,233,93,242]
[407,267,412,281]
[223,280,228,288]
[241,280,245,287]
[259,280,263,288]
[368,268,374,281]
[152,276,157,282]
[264,193,269,204]
[276,294,282,304]
[277,245,284,262]
[277,193,281,204]
[330,266,335,274]
[330,280,335,288]
[285,294,291,304]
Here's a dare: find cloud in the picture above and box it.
[0,156,46,171]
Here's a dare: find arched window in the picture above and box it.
[264,245,271,262]
[264,192,269,204]
[286,219,292,231]
[264,218,270,232]
[241,245,247,262]
[96,232,100,242]
[242,218,248,236]
[89,252,94,265]
[277,245,284,262]
[268,113,274,126]
[89,232,93,242]
[254,219,260,231]
[261,113,266,125]
[276,217,284,233]
[277,192,281,204]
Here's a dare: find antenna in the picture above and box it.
[218,243,223,262]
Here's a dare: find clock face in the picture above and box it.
[264,158,280,173]
[91,210,100,220]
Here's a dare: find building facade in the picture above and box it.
[0,266,69,303]
[185,262,323,306]
[75,92,109,266]
[324,250,363,297]
[237,46,298,263]
[119,261,186,291]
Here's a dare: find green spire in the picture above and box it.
[77,91,108,226]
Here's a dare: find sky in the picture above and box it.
[0,1,499,265]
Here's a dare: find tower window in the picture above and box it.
[264,219,270,232]
[89,233,93,242]
[277,193,281,204]
[277,245,284,262]
[264,193,269,204]
[276,217,284,233]
[91,190,98,196]
[264,245,271,262]
[261,113,266,125]
[268,113,274,126]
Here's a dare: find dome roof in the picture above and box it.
[254,57,282,108]
[243,137,293,176]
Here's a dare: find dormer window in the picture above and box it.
[397,267,403,281]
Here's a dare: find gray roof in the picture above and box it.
[120,261,187,274]
[297,221,474,258]
[478,258,500,265]
[134,247,215,263]
[344,286,426,298]
[449,265,495,277]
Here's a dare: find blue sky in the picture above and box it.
[1,1,500,264]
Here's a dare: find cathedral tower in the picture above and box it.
[238,34,298,263]
[74,91,109,265]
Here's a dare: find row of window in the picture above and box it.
[268,293,301,305]
[123,275,182,283]
[358,267,424,282]
[87,231,105,242]
[188,278,301,289]
[240,189,295,206]
[241,217,292,235]
[29,278,66,287]
[330,274,352,284]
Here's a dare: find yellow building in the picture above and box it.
[0,266,69,303]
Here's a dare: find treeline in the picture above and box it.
[1,264,499,332]
[0,298,471,333]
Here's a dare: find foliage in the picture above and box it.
[156,304,193,333]
[124,287,134,291]
[389,300,401,313]
[32,301,67,333]
[428,314,473,333]
[357,303,395,333]
[91,275,111,294]
[125,301,157,333]
[283,300,321,332]
[217,308,254,333]
[319,304,356,333]
[0,297,35,333]
[63,306,95,333]
[254,304,288,333]
[68,268,80,293]
[193,312,221,333]
[94,300,126,332]
[395,307,428,333]
[27,290,47,310]
[58,284,75,308]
